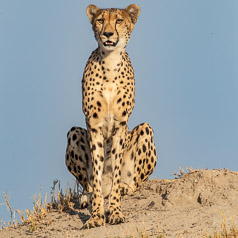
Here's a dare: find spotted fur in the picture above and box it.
[65,4,157,229]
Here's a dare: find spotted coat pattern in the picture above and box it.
[65,4,157,229]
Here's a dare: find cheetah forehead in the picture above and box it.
[87,4,140,25]
[95,9,130,23]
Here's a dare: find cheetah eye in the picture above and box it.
[116,19,123,24]
[97,19,104,24]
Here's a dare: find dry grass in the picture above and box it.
[0,192,19,229]
[173,166,197,179]
[48,179,81,212]
[173,166,232,180]
[0,179,81,232]
[208,213,238,238]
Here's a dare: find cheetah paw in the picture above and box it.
[82,214,105,229]
[120,183,134,196]
[80,193,91,209]
[80,201,88,209]
[80,194,88,209]
[108,210,125,225]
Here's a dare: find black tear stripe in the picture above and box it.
[99,13,105,38]
[114,14,120,46]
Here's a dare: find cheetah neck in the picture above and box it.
[99,47,125,70]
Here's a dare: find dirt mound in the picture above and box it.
[1,169,238,237]
[149,169,238,207]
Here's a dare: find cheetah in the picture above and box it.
[65,4,157,229]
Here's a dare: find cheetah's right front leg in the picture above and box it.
[83,125,105,229]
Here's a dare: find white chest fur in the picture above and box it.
[100,49,123,138]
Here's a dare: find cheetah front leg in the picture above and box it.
[83,126,105,229]
[108,122,127,224]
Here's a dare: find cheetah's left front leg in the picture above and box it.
[108,122,127,224]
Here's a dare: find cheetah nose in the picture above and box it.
[103,32,114,38]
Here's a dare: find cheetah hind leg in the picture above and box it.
[65,126,93,209]
[120,123,157,196]
[131,123,157,188]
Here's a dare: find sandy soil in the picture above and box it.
[1,169,238,238]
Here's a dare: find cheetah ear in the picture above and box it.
[86,4,100,24]
[125,4,140,24]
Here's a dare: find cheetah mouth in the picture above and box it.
[103,40,117,47]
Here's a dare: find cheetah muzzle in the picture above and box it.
[65,4,157,229]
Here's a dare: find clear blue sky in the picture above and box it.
[0,0,237,223]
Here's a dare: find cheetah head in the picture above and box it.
[86,4,140,52]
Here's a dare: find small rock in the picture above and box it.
[148,201,155,207]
